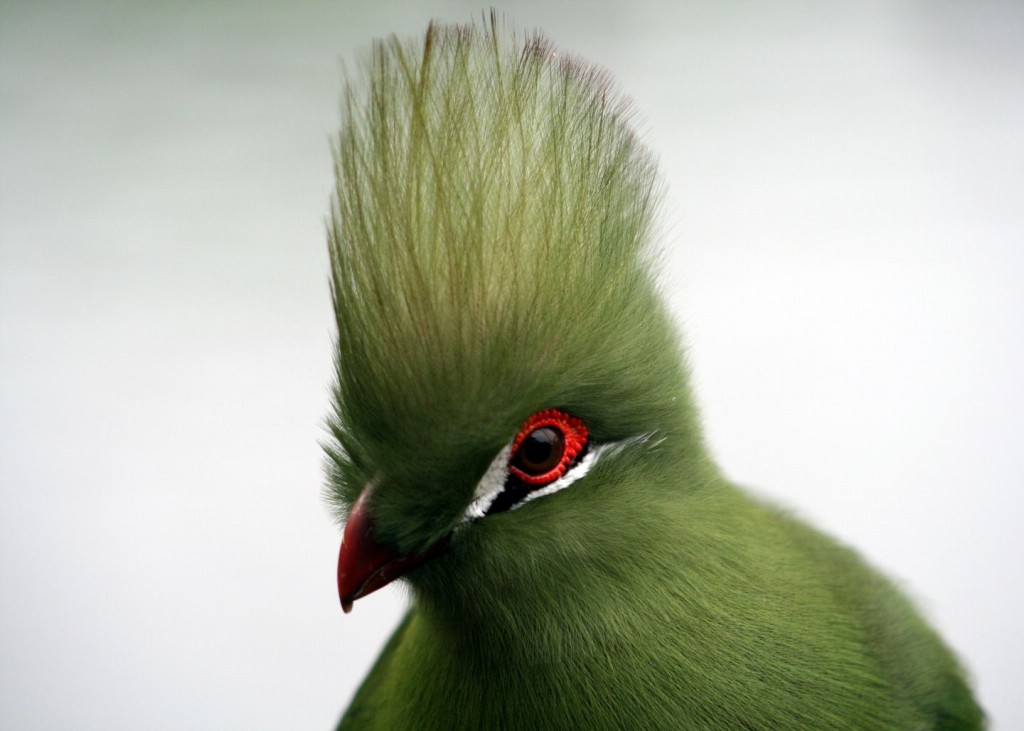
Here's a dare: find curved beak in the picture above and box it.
[337,485,449,613]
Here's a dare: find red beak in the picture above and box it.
[337,485,449,613]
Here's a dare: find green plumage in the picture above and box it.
[325,16,983,730]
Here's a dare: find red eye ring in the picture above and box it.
[508,409,589,486]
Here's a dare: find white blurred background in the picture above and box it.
[2,1,1021,728]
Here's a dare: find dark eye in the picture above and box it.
[508,409,589,487]
[513,427,565,476]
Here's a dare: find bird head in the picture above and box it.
[325,17,709,617]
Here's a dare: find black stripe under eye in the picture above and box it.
[484,440,589,517]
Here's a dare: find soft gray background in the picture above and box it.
[2,1,1021,728]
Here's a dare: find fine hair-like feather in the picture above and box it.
[325,15,702,553]
[325,15,984,730]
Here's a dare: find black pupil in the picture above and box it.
[517,427,564,474]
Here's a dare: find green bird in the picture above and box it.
[324,16,984,730]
